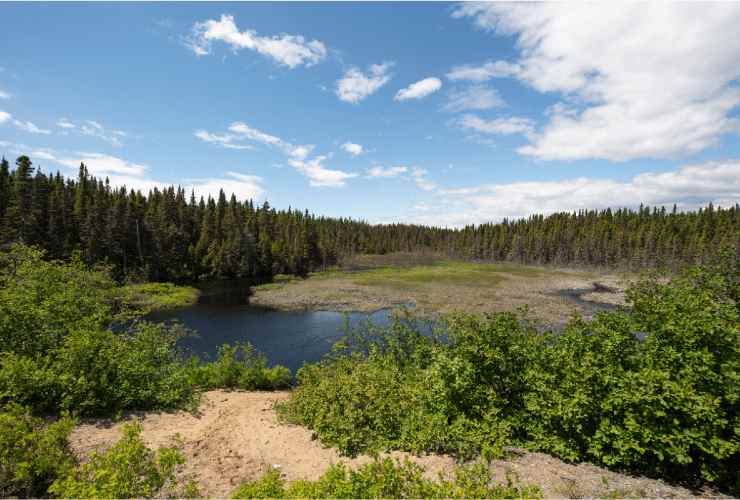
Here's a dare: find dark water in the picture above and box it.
[148,305,393,373]
[146,280,618,373]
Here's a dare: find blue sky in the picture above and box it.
[1,2,739,226]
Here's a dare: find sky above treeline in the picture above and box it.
[1,2,740,227]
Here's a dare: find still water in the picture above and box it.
[148,304,393,373]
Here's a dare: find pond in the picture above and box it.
[148,304,393,373]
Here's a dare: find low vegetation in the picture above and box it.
[1,241,737,496]
[49,422,199,499]
[0,404,75,498]
[0,244,291,418]
[232,458,541,499]
[279,256,739,494]
[118,282,200,315]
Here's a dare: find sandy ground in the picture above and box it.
[250,268,629,323]
[70,391,707,498]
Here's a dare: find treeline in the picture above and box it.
[1,154,738,281]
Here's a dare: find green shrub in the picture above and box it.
[0,404,75,497]
[0,244,116,357]
[232,457,540,499]
[0,322,197,416]
[49,421,198,499]
[283,263,740,493]
[188,342,292,391]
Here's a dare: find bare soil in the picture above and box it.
[69,391,709,498]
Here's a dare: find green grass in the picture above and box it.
[350,261,551,290]
[119,282,200,313]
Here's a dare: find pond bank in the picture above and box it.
[248,261,629,322]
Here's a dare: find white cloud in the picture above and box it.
[184,172,265,201]
[288,155,356,187]
[194,130,253,150]
[452,3,740,161]
[56,152,148,177]
[446,61,519,82]
[366,165,407,178]
[409,159,740,227]
[336,63,393,103]
[56,118,75,129]
[187,14,327,68]
[395,77,442,101]
[200,121,354,187]
[444,85,504,112]
[458,114,535,137]
[0,111,51,134]
[342,142,364,156]
[12,120,51,135]
[0,89,10,100]
[410,167,436,191]
[56,119,127,146]
[227,121,314,159]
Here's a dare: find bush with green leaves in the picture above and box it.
[187,341,292,390]
[0,244,117,357]
[0,404,75,498]
[232,457,540,499]
[49,421,199,499]
[0,322,198,416]
[282,262,739,493]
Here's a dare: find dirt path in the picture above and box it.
[70,391,704,498]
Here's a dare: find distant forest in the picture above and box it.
[1,155,738,282]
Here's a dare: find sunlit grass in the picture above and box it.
[119,282,200,313]
[351,261,554,289]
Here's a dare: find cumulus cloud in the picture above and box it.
[336,63,393,103]
[341,142,364,156]
[444,85,505,112]
[452,3,740,161]
[186,14,326,68]
[395,77,442,101]
[406,159,740,227]
[366,165,407,178]
[0,89,10,100]
[0,111,11,124]
[458,114,535,137]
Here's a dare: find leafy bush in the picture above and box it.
[0,404,75,497]
[49,421,198,499]
[188,342,292,390]
[282,263,739,493]
[232,457,540,499]
[0,322,197,416]
[0,244,116,357]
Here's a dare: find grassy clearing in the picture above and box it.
[351,262,552,289]
[119,282,200,314]
[249,253,619,319]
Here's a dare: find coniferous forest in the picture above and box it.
[1,154,739,282]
